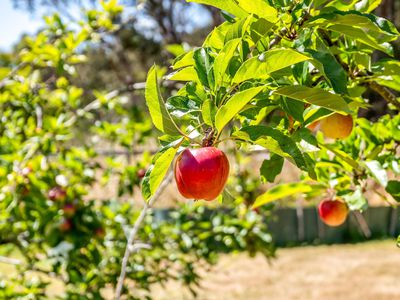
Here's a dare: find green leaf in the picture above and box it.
[252,182,318,208]
[145,66,180,135]
[234,126,307,170]
[236,0,278,22]
[386,181,400,202]
[320,143,360,170]
[307,49,348,94]
[292,128,320,153]
[364,160,388,187]
[224,17,252,43]
[329,24,392,54]
[343,188,368,211]
[202,99,217,126]
[215,86,264,132]
[232,49,310,84]
[166,96,199,118]
[187,0,248,18]
[203,23,229,49]
[167,67,198,82]
[354,0,382,13]
[142,145,180,200]
[250,17,275,43]
[214,38,241,84]
[193,48,215,89]
[308,12,398,54]
[281,98,304,122]
[260,154,284,183]
[274,86,350,113]
[172,51,195,69]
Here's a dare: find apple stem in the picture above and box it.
[202,128,216,147]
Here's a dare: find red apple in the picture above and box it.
[137,169,146,179]
[63,203,76,217]
[48,186,66,201]
[318,199,349,227]
[320,113,353,139]
[174,147,229,201]
[95,227,105,239]
[59,219,72,232]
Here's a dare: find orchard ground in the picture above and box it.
[152,240,400,300]
[1,240,398,299]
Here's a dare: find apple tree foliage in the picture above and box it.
[0,1,276,299]
[143,1,399,218]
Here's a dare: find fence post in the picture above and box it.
[296,200,305,242]
[389,207,398,237]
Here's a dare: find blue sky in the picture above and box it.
[0,1,210,51]
[0,1,44,50]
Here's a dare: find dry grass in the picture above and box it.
[152,240,400,300]
[1,240,399,299]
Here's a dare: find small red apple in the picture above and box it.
[59,219,73,232]
[318,199,349,227]
[63,203,76,217]
[174,147,229,201]
[137,169,146,179]
[48,186,66,201]
[95,227,105,239]
[320,113,353,139]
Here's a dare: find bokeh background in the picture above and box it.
[0,1,399,299]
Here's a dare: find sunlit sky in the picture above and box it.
[0,1,44,50]
[0,1,210,51]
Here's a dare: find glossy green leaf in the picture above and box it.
[214,38,241,84]
[145,66,180,135]
[307,49,348,94]
[236,0,278,22]
[142,145,180,200]
[355,0,382,13]
[193,48,215,89]
[187,0,247,18]
[320,143,360,170]
[172,51,195,70]
[224,17,252,43]
[202,99,217,126]
[234,126,307,170]
[281,98,304,122]
[232,49,310,84]
[274,86,350,113]
[260,154,284,183]
[386,181,400,202]
[308,12,398,54]
[215,86,264,132]
[167,67,198,82]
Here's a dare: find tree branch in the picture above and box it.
[0,62,28,89]
[368,81,400,110]
[115,171,174,300]
[269,27,288,49]
[0,256,22,265]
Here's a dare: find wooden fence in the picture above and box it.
[153,206,400,246]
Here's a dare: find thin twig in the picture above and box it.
[0,256,22,265]
[115,171,174,300]
[269,27,288,49]
[0,62,28,89]
[368,81,400,110]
